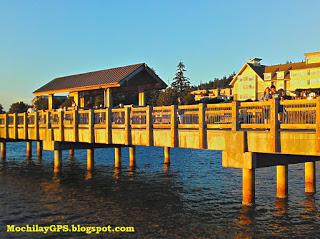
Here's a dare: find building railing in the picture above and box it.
[0,98,319,142]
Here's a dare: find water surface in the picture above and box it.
[0,142,319,238]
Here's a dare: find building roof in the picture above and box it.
[33,63,166,95]
[231,60,320,86]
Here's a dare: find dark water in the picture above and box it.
[0,142,319,239]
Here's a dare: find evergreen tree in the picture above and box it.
[171,62,191,97]
[0,104,4,113]
[9,101,30,113]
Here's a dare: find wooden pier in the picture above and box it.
[0,98,319,206]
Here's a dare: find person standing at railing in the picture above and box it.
[270,85,285,122]
[177,97,184,124]
[260,87,272,101]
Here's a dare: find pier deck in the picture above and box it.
[0,98,319,206]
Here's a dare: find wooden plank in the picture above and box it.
[207,124,232,129]
[241,124,271,129]
[280,124,316,129]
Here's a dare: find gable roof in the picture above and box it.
[33,63,166,95]
[230,63,265,86]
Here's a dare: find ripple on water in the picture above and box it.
[0,145,319,238]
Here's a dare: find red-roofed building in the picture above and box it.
[33,63,167,109]
[230,52,320,100]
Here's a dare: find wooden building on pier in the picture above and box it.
[33,63,167,109]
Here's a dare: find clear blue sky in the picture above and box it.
[1,0,320,110]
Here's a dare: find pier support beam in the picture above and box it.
[164,147,170,165]
[87,148,94,171]
[114,147,121,168]
[69,149,75,158]
[129,146,135,168]
[276,165,288,199]
[305,162,316,194]
[1,142,6,160]
[26,141,32,159]
[54,150,62,173]
[37,141,42,159]
[242,168,255,206]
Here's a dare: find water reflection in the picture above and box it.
[274,198,288,217]
[0,146,319,238]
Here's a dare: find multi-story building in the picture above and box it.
[230,51,320,100]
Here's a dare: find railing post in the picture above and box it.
[13,113,17,139]
[270,98,280,152]
[198,103,206,149]
[35,112,39,140]
[4,113,8,139]
[59,111,64,141]
[88,109,94,144]
[124,107,131,145]
[316,97,320,153]
[74,110,78,142]
[23,112,28,140]
[106,108,112,144]
[171,105,178,147]
[146,106,153,146]
[232,101,240,131]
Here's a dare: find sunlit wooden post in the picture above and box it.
[114,147,121,168]
[48,94,54,110]
[73,110,78,142]
[69,149,75,157]
[87,148,94,171]
[170,105,177,147]
[34,112,39,140]
[23,112,28,140]
[104,88,113,108]
[26,141,32,159]
[164,146,170,165]
[106,108,112,144]
[138,91,145,106]
[88,109,94,144]
[54,149,62,173]
[129,146,135,168]
[4,113,8,139]
[242,168,255,206]
[13,113,17,139]
[58,110,64,141]
[232,101,240,131]
[146,106,153,146]
[37,141,42,159]
[0,141,6,160]
[276,164,288,199]
[305,161,316,194]
[198,103,206,149]
[270,98,280,152]
[124,107,131,145]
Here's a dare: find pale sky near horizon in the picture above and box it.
[1,0,320,110]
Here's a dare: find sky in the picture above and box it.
[0,0,320,110]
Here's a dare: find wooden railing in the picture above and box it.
[0,98,319,143]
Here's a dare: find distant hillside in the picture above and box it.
[196,73,235,90]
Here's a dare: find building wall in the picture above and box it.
[233,66,262,101]
[289,67,320,91]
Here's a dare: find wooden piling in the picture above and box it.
[129,146,135,168]
[114,147,121,168]
[276,165,288,199]
[164,146,170,165]
[54,149,62,173]
[69,148,75,157]
[37,141,42,159]
[26,141,32,159]
[87,148,94,171]
[242,168,255,206]
[305,161,316,194]
[0,142,6,160]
